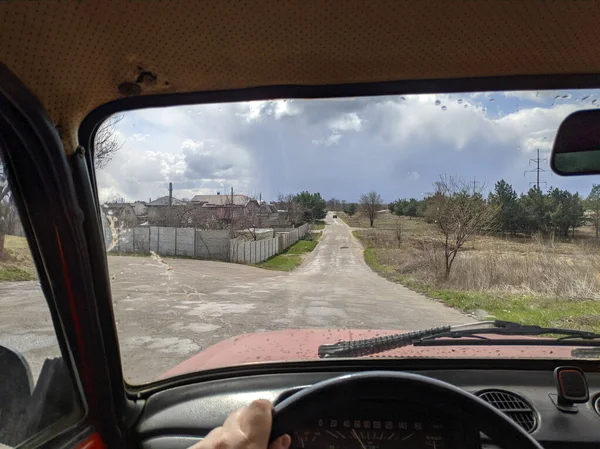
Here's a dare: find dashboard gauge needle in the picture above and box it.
[401,433,414,441]
[351,429,367,449]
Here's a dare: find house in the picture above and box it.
[189,194,260,225]
[191,194,253,207]
[146,196,187,226]
[257,202,288,228]
[101,203,138,228]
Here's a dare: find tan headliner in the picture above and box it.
[1,1,600,151]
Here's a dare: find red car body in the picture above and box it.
[163,328,577,378]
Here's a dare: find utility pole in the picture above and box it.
[229,187,234,238]
[524,149,547,190]
[472,177,479,193]
[168,182,173,226]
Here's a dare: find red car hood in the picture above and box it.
[163,328,579,378]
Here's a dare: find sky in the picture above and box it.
[95,90,600,204]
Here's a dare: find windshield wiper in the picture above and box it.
[317,321,600,358]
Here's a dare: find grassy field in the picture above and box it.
[257,233,321,271]
[0,236,36,282]
[339,211,600,333]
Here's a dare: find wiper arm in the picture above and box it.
[317,321,600,358]
[423,320,600,341]
[318,322,479,358]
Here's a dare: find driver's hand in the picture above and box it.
[188,399,291,449]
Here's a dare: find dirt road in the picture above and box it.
[0,213,468,383]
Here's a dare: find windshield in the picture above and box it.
[95,90,600,384]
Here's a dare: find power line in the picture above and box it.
[524,149,547,190]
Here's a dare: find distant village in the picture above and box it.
[101,186,291,234]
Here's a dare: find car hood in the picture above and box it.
[162,328,580,378]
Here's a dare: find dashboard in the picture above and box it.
[134,361,600,449]
[292,402,456,449]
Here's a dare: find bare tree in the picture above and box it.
[277,193,305,226]
[0,165,18,259]
[326,197,343,211]
[359,191,382,227]
[94,114,124,169]
[425,175,499,279]
[176,203,222,229]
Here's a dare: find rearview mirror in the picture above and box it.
[551,109,600,176]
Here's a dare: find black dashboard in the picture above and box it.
[134,362,600,449]
[290,401,458,449]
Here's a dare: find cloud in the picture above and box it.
[182,139,252,181]
[132,133,150,141]
[503,91,545,103]
[240,100,302,122]
[96,91,597,204]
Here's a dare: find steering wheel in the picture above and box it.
[270,371,543,449]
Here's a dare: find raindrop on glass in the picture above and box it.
[435,100,441,106]
[593,99,598,106]
[464,104,468,108]
[582,95,591,101]
[489,98,495,102]
[458,99,463,104]
[399,96,406,101]
[441,105,447,111]
[562,94,571,99]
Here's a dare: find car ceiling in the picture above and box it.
[1,0,600,151]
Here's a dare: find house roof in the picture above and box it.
[147,196,186,206]
[191,194,251,206]
[2,2,600,152]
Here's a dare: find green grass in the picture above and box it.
[360,244,600,333]
[0,266,35,282]
[0,236,37,282]
[311,220,326,230]
[257,234,321,272]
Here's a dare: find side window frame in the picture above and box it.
[0,62,130,447]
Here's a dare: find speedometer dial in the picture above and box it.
[293,415,449,449]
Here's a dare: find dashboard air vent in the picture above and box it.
[477,390,537,433]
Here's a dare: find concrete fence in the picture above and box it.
[104,223,310,265]
[104,226,230,261]
[229,223,309,264]
[229,238,278,264]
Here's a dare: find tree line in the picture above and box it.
[388,180,593,238]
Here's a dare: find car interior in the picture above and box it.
[3,2,600,449]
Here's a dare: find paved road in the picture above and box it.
[0,213,468,383]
